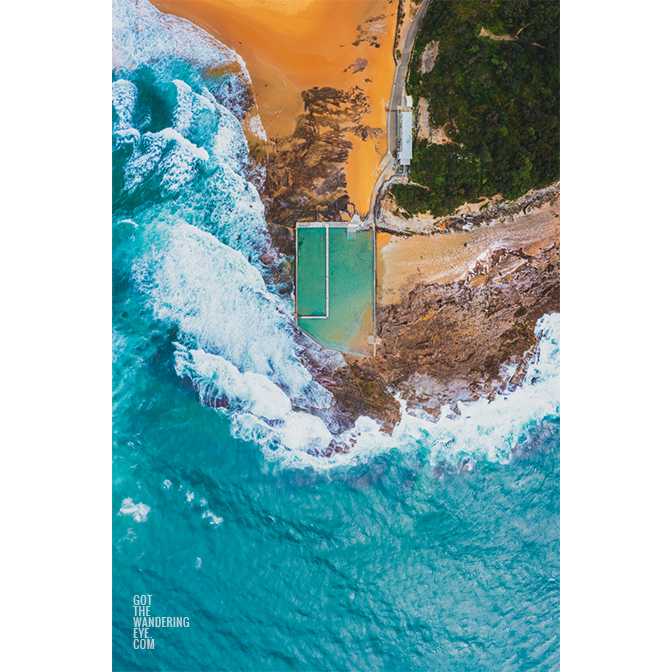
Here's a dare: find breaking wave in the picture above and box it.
[257,312,560,470]
[112,0,559,470]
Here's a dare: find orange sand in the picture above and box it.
[150,0,398,213]
[375,230,392,298]
[377,201,560,305]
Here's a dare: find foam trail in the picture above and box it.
[112,79,138,130]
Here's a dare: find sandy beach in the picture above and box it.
[377,199,560,305]
[150,0,397,213]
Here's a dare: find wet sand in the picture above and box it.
[150,0,397,213]
[377,200,560,305]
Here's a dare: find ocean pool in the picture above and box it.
[296,225,374,356]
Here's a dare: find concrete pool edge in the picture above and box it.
[295,222,376,357]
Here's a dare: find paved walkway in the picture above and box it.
[367,0,430,222]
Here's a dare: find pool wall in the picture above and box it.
[295,223,375,356]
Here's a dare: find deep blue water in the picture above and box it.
[112,2,559,670]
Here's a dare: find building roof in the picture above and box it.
[397,109,413,162]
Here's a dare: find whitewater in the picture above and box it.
[113,1,559,670]
[113,0,558,469]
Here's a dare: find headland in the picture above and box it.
[147,0,560,438]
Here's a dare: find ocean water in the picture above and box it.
[112,2,559,670]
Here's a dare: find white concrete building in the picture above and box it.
[397,108,413,166]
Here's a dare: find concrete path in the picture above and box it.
[387,0,431,156]
[367,0,431,221]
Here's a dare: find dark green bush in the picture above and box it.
[398,0,559,215]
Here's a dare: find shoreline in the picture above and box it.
[150,0,398,214]
[142,0,560,432]
[376,181,560,235]
[377,187,560,305]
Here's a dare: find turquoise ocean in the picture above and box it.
[112,2,559,670]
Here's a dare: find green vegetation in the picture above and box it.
[392,0,559,216]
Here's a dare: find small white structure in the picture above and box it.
[397,108,413,166]
[347,213,362,239]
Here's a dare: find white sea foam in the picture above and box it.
[261,313,560,469]
[232,410,333,454]
[171,80,250,176]
[112,79,138,131]
[118,497,151,522]
[162,479,172,490]
[113,0,241,77]
[173,346,333,454]
[112,0,266,144]
[172,79,215,134]
[156,128,209,191]
[176,348,292,419]
[113,128,141,144]
[159,127,210,162]
[210,105,252,177]
[119,127,209,195]
[135,222,331,406]
[245,115,267,142]
[202,510,223,525]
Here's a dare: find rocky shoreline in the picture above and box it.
[282,184,560,443]
[376,237,559,416]
[261,85,374,258]
[375,181,560,236]
[205,1,562,443]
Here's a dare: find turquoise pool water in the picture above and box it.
[297,226,374,356]
[296,228,327,317]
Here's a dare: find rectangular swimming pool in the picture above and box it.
[295,224,374,356]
